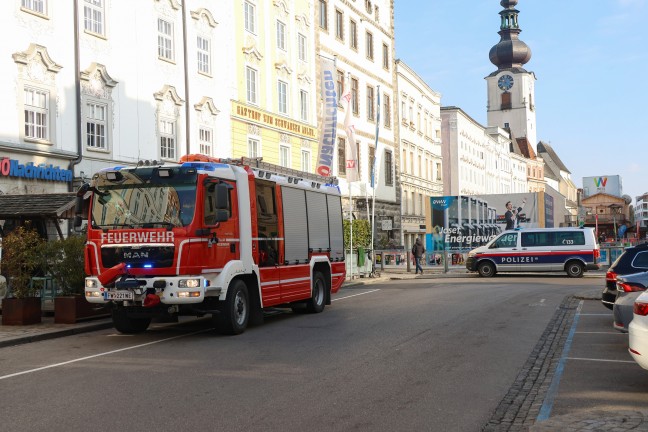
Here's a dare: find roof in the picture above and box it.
[515,137,537,159]
[537,141,570,173]
[0,193,77,219]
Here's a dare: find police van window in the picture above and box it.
[555,231,585,246]
[492,233,517,248]
[522,232,553,247]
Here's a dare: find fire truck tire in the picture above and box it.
[216,279,249,335]
[112,309,151,334]
[306,272,326,313]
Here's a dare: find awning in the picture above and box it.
[0,193,77,219]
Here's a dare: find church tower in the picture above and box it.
[486,0,537,151]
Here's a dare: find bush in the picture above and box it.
[2,225,45,298]
[343,219,371,251]
[41,235,86,296]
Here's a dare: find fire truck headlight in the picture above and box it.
[178,279,200,288]
[86,279,98,288]
[85,291,102,298]
[178,291,201,298]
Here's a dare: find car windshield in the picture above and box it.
[91,167,197,229]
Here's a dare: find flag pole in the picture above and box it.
[349,182,353,279]
[370,85,381,264]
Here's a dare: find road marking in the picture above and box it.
[0,329,211,381]
[332,289,380,302]
[566,357,636,364]
[579,313,612,316]
[537,300,583,421]
[575,331,624,335]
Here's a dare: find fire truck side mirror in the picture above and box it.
[74,183,90,228]
[211,182,230,223]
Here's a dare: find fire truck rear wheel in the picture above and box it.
[112,308,151,334]
[306,272,326,313]
[216,279,249,335]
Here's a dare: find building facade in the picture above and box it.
[395,60,443,249]
[316,0,400,246]
[232,0,318,173]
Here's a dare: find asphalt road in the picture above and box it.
[0,276,594,432]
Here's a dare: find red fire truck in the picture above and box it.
[76,155,346,335]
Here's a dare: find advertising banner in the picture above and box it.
[428,193,539,252]
[316,57,337,176]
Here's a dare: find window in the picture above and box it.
[365,31,374,60]
[335,9,344,40]
[298,33,307,61]
[24,88,49,141]
[337,138,346,176]
[159,119,176,160]
[319,0,328,30]
[199,127,212,155]
[351,77,359,115]
[299,90,308,122]
[301,149,311,172]
[21,0,46,15]
[436,163,442,181]
[158,19,174,61]
[383,93,391,128]
[366,85,374,120]
[277,80,288,114]
[349,19,358,50]
[86,102,106,149]
[276,20,286,50]
[336,70,344,102]
[84,0,104,35]
[493,233,518,248]
[246,66,258,104]
[385,150,393,186]
[280,145,290,167]
[197,36,211,75]
[248,138,259,158]
[244,1,256,33]
[382,43,389,69]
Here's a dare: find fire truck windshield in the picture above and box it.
[91,167,197,229]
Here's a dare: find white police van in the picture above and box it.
[466,227,600,277]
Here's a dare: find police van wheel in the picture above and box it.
[216,279,249,335]
[477,261,496,278]
[566,261,584,278]
[306,272,326,313]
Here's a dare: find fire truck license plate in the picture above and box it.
[104,291,134,301]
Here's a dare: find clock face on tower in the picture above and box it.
[497,74,514,91]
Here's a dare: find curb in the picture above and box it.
[0,320,114,349]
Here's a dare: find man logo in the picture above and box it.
[124,251,149,259]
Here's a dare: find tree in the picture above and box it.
[2,225,44,299]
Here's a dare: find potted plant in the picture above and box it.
[47,235,106,323]
[1,225,44,325]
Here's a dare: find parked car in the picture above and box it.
[612,271,648,332]
[601,243,648,310]
[628,290,648,370]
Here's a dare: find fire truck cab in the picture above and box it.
[78,156,346,335]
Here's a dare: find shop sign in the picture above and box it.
[0,158,73,183]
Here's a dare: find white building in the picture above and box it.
[635,192,648,231]
[395,60,442,248]
[316,0,399,244]
[441,107,528,196]
[0,0,235,195]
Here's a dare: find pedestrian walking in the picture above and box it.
[412,237,426,275]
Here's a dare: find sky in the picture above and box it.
[394,0,647,204]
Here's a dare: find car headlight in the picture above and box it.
[86,279,98,288]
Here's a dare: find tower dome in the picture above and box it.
[489,0,531,69]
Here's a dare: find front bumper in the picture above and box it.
[84,276,221,305]
[465,257,478,272]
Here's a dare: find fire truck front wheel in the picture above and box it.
[306,271,327,313]
[215,279,249,335]
[112,308,152,334]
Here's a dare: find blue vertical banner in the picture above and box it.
[316,57,337,176]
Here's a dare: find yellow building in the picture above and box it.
[232,0,318,172]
